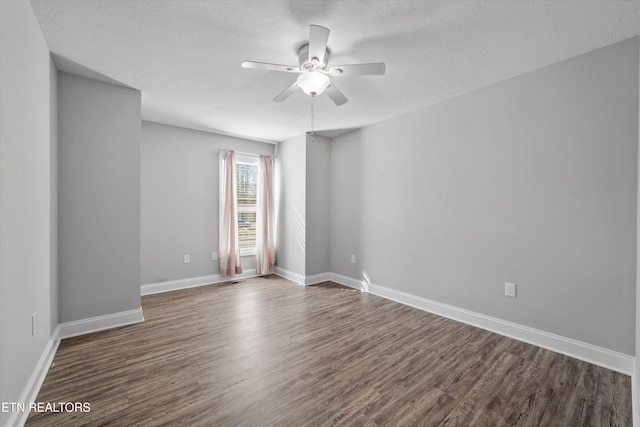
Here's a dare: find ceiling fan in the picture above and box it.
[242,25,385,106]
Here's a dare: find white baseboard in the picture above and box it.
[274,267,305,285]
[57,307,144,340]
[328,272,366,291]
[7,326,61,427]
[366,282,634,375]
[274,268,356,287]
[304,272,332,285]
[141,269,259,296]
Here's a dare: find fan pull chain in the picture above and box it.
[310,96,315,143]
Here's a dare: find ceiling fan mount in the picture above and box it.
[242,25,385,106]
[297,44,329,72]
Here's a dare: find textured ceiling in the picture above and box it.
[30,0,640,143]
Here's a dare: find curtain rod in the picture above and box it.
[218,148,277,158]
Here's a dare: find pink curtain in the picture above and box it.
[219,150,242,277]
[256,155,275,274]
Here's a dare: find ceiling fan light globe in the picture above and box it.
[297,71,330,96]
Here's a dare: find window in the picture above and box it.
[235,154,258,255]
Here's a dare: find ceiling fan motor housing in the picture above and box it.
[298,44,328,71]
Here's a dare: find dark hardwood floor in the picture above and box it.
[27,275,632,426]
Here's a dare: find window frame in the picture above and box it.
[235,153,258,257]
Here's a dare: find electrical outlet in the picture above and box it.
[505,282,517,298]
[350,254,356,264]
[32,313,37,336]
[183,254,191,264]
[212,252,218,261]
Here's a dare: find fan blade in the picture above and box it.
[242,61,300,73]
[329,63,386,76]
[273,81,299,102]
[308,25,330,65]
[325,83,348,106]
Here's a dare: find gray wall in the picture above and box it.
[58,72,141,323]
[0,1,57,423]
[636,37,640,414]
[305,134,331,276]
[331,37,638,355]
[140,121,274,284]
[330,130,363,279]
[275,134,307,276]
[49,58,59,344]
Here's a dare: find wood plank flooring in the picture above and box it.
[26,275,632,426]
